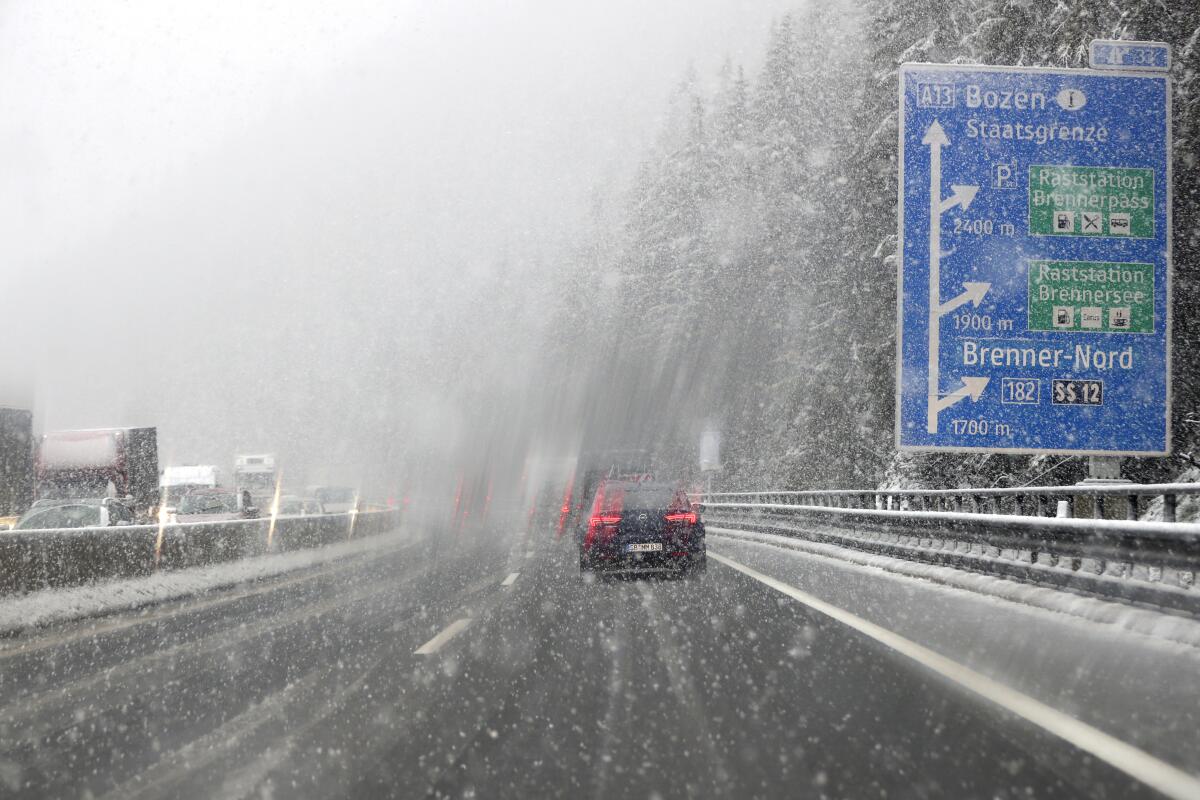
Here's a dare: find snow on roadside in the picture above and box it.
[708,527,1200,653]
[0,530,409,635]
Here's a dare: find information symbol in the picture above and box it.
[1056,88,1087,110]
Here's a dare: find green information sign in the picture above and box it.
[1028,260,1154,333]
[1028,165,1154,238]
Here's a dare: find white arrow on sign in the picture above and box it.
[933,376,990,415]
[923,119,985,434]
[938,281,991,317]
[940,184,980,214]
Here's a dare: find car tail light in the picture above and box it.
[584,514,621,548]
[664,509,697,546]
[583,482,627,550]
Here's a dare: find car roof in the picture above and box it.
[599,479,681,491]
[33,497,109,507]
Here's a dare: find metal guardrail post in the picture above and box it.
[1163,494,1176,523]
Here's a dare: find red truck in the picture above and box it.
[36,427,159,518]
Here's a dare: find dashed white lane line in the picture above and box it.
[413,618,472,655]
[501,572,520,587]
[709,550,1200,800]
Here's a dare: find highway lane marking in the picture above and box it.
[709,550,1200,800]
[501,572,519,587]
[414,618,472,655]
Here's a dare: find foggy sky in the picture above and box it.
[1,0,799,488]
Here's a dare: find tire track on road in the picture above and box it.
[2,561,430,759]
[636,580,732,795]
[0,541,417,664]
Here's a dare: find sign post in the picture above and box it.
[699,427,721,497]
[896,53,1171,456]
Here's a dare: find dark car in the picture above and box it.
[578,480,705,576]
[14,496,136,530]
[174,488,254,523]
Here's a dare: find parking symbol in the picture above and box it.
[992,162,1017,189]
[1109,213,1131,235]
[1054,211,1075,233]
[1081,212,1102,233]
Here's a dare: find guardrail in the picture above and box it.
[699,499,1200,615]
[704,481,1200,522]
[0,510,401,596]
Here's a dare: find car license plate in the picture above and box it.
[626,542,662,553]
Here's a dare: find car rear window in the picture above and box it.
[591,482,687,515]
[622,485,678,509]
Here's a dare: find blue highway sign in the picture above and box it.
[896,59,1171,455]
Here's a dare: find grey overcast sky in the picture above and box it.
[0,0,802,483]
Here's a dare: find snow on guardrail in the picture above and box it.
[698,497,1200,616]
[703,481,1200,523]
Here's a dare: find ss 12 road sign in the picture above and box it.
[896,59,1171,455]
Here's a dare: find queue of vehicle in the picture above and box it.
[0,411,368,532]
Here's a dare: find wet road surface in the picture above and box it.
[0,532,1164,799]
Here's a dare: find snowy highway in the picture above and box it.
[1,527,1192,799]
[6,2,1200,799]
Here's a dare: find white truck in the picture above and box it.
[160,464,220,512]
[234,453,278,509]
